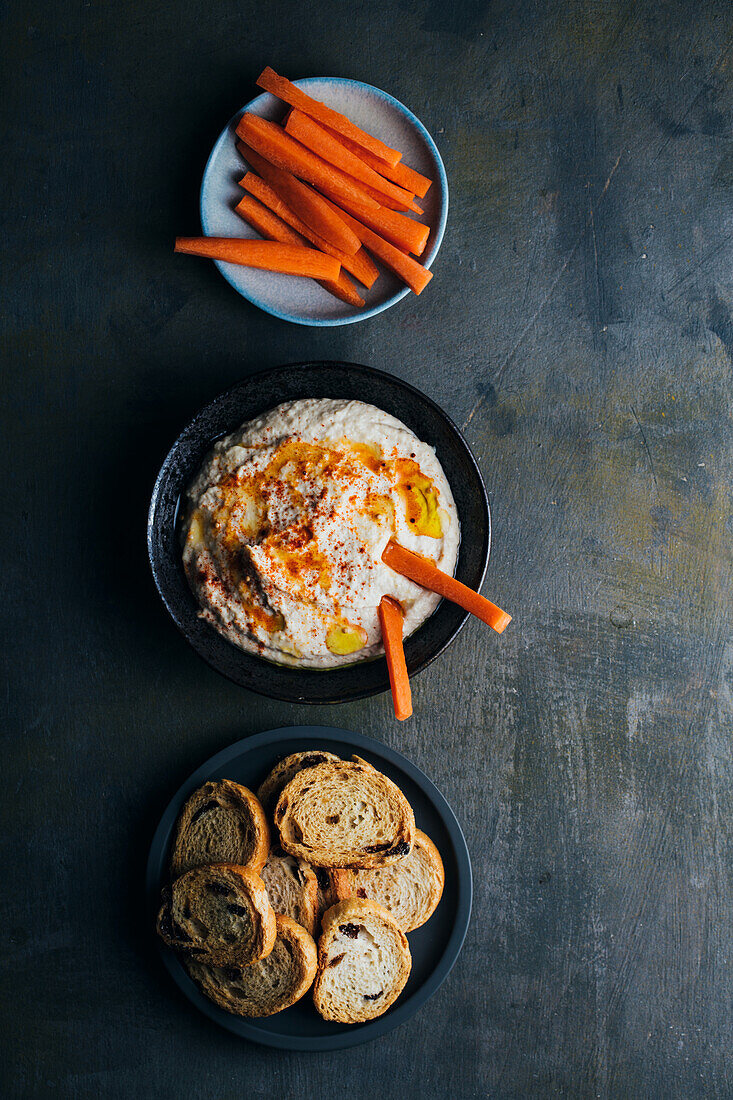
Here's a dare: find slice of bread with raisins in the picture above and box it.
[156,864,276,966]
[169,779,269,879]
[185,914,317,1017]
[312,899,411,1023]
[260,849,318,936]
[257,750,341,817]
[331,829,444,932]
[274,759,415,869]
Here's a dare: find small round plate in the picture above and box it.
[146,725,472,1050]
[147,361,491,704]
[200,77,448,325]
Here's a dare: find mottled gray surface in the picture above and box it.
[2,0,732,1097]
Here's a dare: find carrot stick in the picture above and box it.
[285,109,417,211]
[234,194,365,308]
[378,596,412,721]
[358,181,424,215]
[329,191,430,256]
[322,200,433,295]
[240,170,378,288]
[236,114,383,220]
[235,193,304,245]
[173,237,341,280]
[237,160,378,289]
[322,124,432,198]
[256,67,402,168]
[235,120,361,255]
[382,541,512,633]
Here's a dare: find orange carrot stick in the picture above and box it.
[236,158,378,289]
[173,237,341,280]
[236,114,381,221]
[235,122,360,256]
[322,200,433,295]
[234,194,364,308]
[330,191,430,256]
[235,193,304,244]
[358,181,424,215]
[322,124,432,197]
[256,67,402,167]
[285,109,417,211]
[378,596,412,721]
[382,541,511,633]
[240,170,378,288]
[236,137,356,257]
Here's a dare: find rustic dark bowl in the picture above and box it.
[147,362,490,704]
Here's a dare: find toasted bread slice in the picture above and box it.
[170,779,269,879]
[260,849,318,936]
[311,755,376,920]
[185,914,317,1017]
[257,751,341,817]
[332,829,444,932]
[275,759,415,869]
[156,864,276,965]
[313,899,411,1023]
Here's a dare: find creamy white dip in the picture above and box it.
[182,398,460,668]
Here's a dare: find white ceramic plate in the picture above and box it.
[199,77,448,326]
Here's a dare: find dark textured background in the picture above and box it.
[2,1,732,1097]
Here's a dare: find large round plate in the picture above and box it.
[200,77,448,325]
[147,361,491,704]
[146,725,472,1050]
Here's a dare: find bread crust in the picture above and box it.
[332,829,444,932]
[185,914,317,1017]
[313,899,411,1023]
[156,863,276,966]
[274,760,415,869]
[170,779,270,879]
[257,751,341,817]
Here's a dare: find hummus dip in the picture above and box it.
[182,398,460,668]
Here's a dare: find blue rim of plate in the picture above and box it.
[199,77,449,327]
[146,725,473,1051]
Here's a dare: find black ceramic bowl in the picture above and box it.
[147,362,490,703]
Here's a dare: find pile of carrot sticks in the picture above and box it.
[175,67,436,305]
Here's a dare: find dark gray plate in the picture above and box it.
[146,725,473,1051]
[147,362,490,703]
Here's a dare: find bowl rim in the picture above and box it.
[147,361,491,703]
[146,724,473,1050]
[199,75,449,327]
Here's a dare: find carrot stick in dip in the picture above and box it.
[382,541,512,634]
[378,596,412,721]
[256,66,402,167]
[173,238,341,280]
